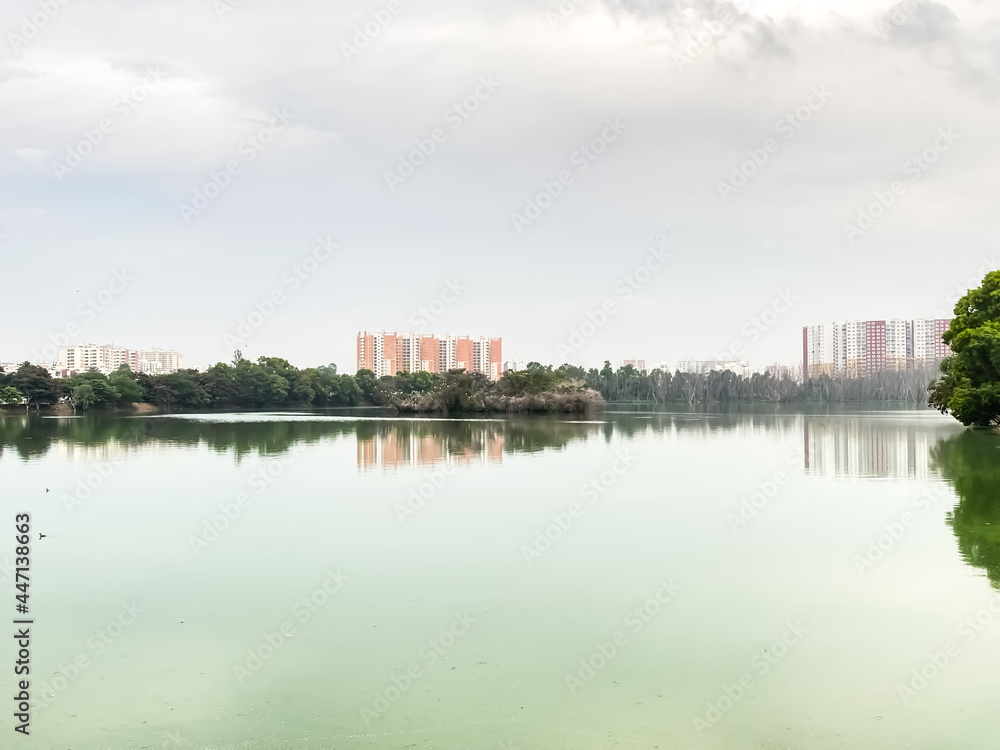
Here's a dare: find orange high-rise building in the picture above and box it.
[455,336,473,374]
[357,330,503,380]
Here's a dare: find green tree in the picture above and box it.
[12,363,60,412]
[68,383,98,412]
[355,369,380,402]
[0,386,23,407]
[109,365,144,405]
[61,370,120,412]
[930,271,1000,426]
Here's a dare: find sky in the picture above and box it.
[1,0,998,372]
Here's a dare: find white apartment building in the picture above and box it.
[885,320,912,370]
[137,349,183,375]
[841,321,865,376]
[438,334,457,373]
[473,337,500,381]
[503,360,526,373]
[58,344,182,376]
[803,323,840,378]
[59,344,134,374]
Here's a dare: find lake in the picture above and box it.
[2,406,999,749]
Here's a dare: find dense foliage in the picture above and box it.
[930,271,1000,427]
[550,361,939,404]
[0,356,364,412]
[0,353,944,413]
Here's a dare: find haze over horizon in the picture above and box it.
[3,0,999,371]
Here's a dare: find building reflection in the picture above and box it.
[802,416,953,479]
[356,422,505,471]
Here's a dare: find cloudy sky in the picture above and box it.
[2,0,998,371]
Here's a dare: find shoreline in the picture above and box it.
[0,398,943,417]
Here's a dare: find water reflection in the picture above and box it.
[0,408,963,476]
[802,417,946,479]
[931,430,1000,588]
[356,421,504,470]
[0,412,606,465]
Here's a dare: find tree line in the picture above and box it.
[0,354,364,412]
[0,355,598,413]
[554,361,940,404]
[0,353,944,413]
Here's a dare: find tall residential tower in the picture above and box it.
[357,331,502,380]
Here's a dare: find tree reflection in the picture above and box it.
[0,413,607,466]
[931,431,1000,588]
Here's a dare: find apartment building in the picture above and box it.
[913,318,952,361]
[57,344,182,376]
[138,348,183,375]
[621,358,647,372]
[803,319,952,378]
[357,331,503,380]
[803,323,839,378]
[503,359,526,373]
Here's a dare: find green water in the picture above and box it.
[2,406,999,749]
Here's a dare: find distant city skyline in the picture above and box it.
[0,307,968,380]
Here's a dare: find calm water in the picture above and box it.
[2,406,999,749]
